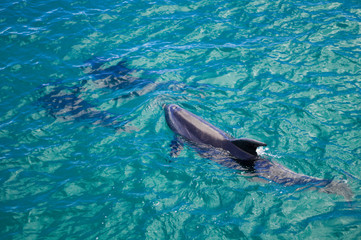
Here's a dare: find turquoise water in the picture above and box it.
[1,0,361,239]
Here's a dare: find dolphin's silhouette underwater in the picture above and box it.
[38,85,122,128]
[164,104,353,200]
[38,58,152,129]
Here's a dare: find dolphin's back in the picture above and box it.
[164,104,260,160]
[165,105,229,146]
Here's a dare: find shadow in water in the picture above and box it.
[38,57,153,130]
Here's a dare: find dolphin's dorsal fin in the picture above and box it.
[231,138,267,156]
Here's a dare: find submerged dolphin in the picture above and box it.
[82,57,139,90]
[164,104,353,200]
[38,58,150,129]
[38,85,123,129]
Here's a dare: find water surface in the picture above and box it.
[1,0,361,239]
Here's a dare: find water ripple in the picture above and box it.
[1,0,361,239]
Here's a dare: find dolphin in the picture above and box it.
[164,104,353,200]
[82,57,139,90]
[38,58,147,129]
[38,85,123,129]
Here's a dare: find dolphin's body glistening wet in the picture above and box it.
[164,104,353,200]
